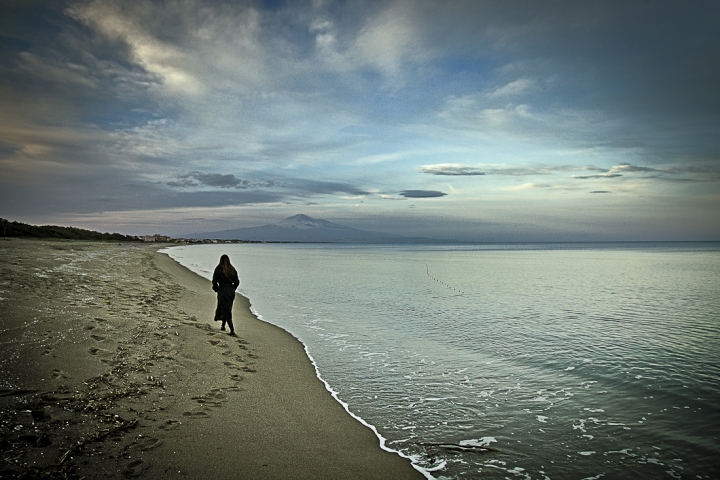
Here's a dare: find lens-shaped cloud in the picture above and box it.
[399,190,447,198]
[419,164,486,176]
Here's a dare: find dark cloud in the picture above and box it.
[0,141,18,158]
[169,172,247,189]
[168,172,281,190]
[590,190,611,194]
[573,163,720,181]
[399,190,447,198]
[419,164,610,177]
[573,174,623,179]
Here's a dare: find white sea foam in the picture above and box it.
[459,437,496,447]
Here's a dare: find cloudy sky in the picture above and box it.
[1,0,719,241]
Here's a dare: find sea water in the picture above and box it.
[162,243,720,479]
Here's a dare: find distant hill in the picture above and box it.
[185,214,448,244]
[0,218,139,242]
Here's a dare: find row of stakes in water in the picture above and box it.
[425,264,464,294]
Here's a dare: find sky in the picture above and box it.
[1,0,719,241]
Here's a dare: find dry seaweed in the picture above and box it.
[58,417,138,464]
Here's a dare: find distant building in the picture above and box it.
[142,234,171,242]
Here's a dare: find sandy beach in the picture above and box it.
[0,239,422,479]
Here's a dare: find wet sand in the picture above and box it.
[0,239,422,479]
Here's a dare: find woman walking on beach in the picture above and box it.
[212,254,240,335]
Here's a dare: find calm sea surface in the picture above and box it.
[162,243,720,479]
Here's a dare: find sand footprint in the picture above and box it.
[222,361,241,370]
[31,408,51,422]
[51,369,69,379]
[132,436,163,451]
[121,459,147,477]
[158,419,181,430]
[182,410,209,418]
[194,389,226,400]
[91,334,106,341]
[191,392,225,407]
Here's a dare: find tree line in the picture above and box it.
[1,218,139,242]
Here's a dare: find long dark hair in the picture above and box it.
[217,254,236,278]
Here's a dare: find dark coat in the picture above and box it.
[212,267,239,321]
[212,267,240,292]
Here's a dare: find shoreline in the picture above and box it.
[0,239,422,479]
[160,245,425,468]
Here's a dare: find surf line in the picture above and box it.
[425,263,464,294]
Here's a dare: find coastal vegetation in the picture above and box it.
[0,218,139,242]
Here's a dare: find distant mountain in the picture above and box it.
[184,214,447,244]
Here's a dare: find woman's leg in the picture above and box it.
[215,288,234,331]
[225,292,236,334]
